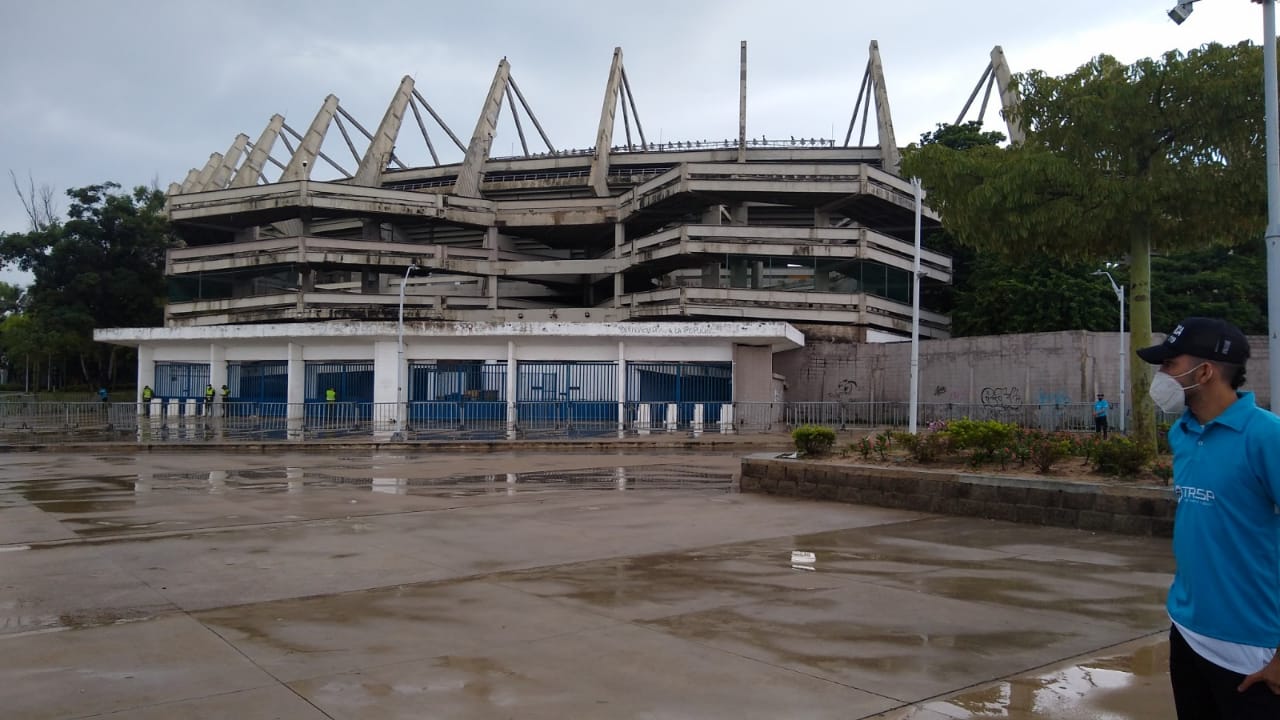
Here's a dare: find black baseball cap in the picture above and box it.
[1136,317,1250,365]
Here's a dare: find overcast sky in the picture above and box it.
[0,0,1265,286]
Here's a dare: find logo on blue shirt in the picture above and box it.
[1175,485,1216,505]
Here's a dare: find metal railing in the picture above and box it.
[0,400,1171,443]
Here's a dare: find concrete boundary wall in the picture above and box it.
[776,330,1272,410]
[740,456,1176,537]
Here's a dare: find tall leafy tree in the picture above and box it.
[903,43,1267,453]
[916,122,1119,333]
[0,182,171,387]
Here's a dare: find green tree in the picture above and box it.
[0,281,21,317]
[0,182,171,387]
[915,122,1119,333]
[902,43,1266,454]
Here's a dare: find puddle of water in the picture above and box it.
[919,636,1171,719]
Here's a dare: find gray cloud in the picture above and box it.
[0,0,1261,288]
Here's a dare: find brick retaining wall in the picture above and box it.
[740,456,1176,537]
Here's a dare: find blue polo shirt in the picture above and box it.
[1094,399,1109,417]
[1168,391,1280,649]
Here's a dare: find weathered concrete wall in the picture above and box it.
[740,457,1176,537]
[776,330,1273,409]
[732,344,774,402]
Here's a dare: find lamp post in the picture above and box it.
[1170,0,1280,411]
[397,264,418,436]
[909,178,923,434]
[1093,270,1126,432]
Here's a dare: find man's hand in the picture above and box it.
[1238,654,1280,695]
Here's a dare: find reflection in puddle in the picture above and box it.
[920,636,1171,719]
[12,465,735,511]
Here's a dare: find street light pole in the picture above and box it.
[1171,0,1280,411]
[1094,270,1126,432]
[1263,0,1280,412]
[909,178,923,434]
[397,264,418,436]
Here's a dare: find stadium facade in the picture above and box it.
[96,44,954,436]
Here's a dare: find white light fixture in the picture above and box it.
[1168,1,1197,24]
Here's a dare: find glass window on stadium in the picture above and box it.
[305,361,374,403]
[226,361,288,403]
[851,261,913,304]
[167,266,300,303]
[153,362,210,398]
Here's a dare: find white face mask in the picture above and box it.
[1148,363,1208,413]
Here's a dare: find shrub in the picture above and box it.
[1092,437,1151,477]
[853,436,873,460]
[1028,436,1071,473]
[897,431,952,464]
[1157,422,1172,455]
[873,430,893,461]
[1075,435,1103,465]
[792,425,836,456]
[1151,459,1173,485]
[945,418,1018,466]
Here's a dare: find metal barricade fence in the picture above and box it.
[0,399,1166,442]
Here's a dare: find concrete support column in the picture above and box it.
[613,223,624,309]
[700,204,725,224]
[137,347,155,410]
[732,344,772,403]
[287,342,305,440]
[813,261,831,292]
[617,341,627,438]
[729,258,749,288]
[209,344,227,420]
[730,203,748,225]
[506,341,518,440]
[486,226,499,310]
[750,261,764,289]
[208,344,227,391]
[701,263,720,289]
[373,340,399,406]
[373,340,399,440]
[136,347,156,441]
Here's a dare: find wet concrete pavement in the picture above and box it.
[0,450,1177,718]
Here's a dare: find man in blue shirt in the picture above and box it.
[1138,317,1280,718]
[1092,393,1109,438]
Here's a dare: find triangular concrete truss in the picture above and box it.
[173,41,981,199]
[953,46,1026,145]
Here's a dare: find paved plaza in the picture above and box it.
[0,448,1176,718]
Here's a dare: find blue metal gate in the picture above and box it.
[227,361,288,404]
[409,361,507,426]
[627,362,732,423]
[305,361,374,421]
[516,361,617,433]
[153,362,209,399]
[304,361,374,403]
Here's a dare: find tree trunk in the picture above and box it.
[79,353,91,385]
[1129,228,1156,455]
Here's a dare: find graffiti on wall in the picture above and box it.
[825,378,858,402]
[979,386,1021,410]
[1037,391,1071,408]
